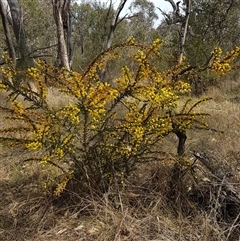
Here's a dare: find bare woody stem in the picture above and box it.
[178,0,191,64]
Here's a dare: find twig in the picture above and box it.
[226,211,240,240]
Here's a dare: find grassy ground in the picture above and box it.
[0,77,240,241]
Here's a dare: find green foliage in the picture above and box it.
[71,0,161,72]
[128,0,160,44]
[0,38,231,196]
[19,0,55,47]
[187,0,239,67]
[159,0,240,94]
[71,1,116,70]
[11,0,55,66]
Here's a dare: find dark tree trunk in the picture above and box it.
[0,0,16,66]
[7,0,33,69]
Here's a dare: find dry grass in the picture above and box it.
[0,158,238,241]
[0,78,240,241]
[187,84,240,178]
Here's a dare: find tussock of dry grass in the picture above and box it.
[0,80,240,241]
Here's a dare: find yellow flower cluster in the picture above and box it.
[116,66,134,90]
[56,147,64,158]
[211,46,240,75]
[31,66,48,98]
[135,50,146,63]
[151,38,162,55]
[85,64,98,81]
[174,81,191,94]
[26,141,42,150]
[153,72,163,84]
[159,87,178,107]
[148,117,171,134]
[133,85,176,109]
[59,71,87,99]
[1,66,15,78]
[35,59,44,68]
[12,101,24,116]
[27,67,40,79]
[137,86,158,102]
[40,155,48,166]
[84,81,118,122]
[132,126,145,142]
[213,47,222,56]
[0,82,7,91]
[211,60,231,74]
[1,51,7,60]
[1,51,12,62]
[224,46,240,61]
[54,172,73,196]
[126,36,135,44]
[62,133,73,146]
[56,104,80,124]
[26,123,46,150]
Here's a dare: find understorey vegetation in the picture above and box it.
[1,38,240,240]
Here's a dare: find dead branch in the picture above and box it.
[178,0,191,64]
[106,0,127,49]
[164,0,177,12]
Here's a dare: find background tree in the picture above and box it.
[71,1,116,70]
[185,0,240,66]
[19,0,56,63]
[0,0,16,66]
[53,0,72,70]
[128,0,159,43]
[0,0,33,69]
[158,0,240,94]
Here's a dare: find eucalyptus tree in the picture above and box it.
[159,0,240,67]
[52,0,72,70]
[71,1,108,69]
[19,0,56,63]
[0,0,16,66]
[71,0,128,72]
[128,0,159,43]
[0,0,33,69]
[158,0,240,94]
[185,0,240,66]
[157,0,192,64]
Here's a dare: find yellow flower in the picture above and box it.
[26,141,42,150]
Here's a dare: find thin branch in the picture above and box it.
[117,13,138,25]
[27,44,58,57]
[157,7,172,25]
[164,0,177,12]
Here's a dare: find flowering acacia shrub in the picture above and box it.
[0,39,239,196]
[211,46,240,75]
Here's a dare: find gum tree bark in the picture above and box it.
[53,0,71,70]
[106,0,127,49]
[0,0,33,69]
[158,0,192,64]
[178,0,191,64]
[100,0,128,80]
[0,0,16,66]
[7,0,33,68]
